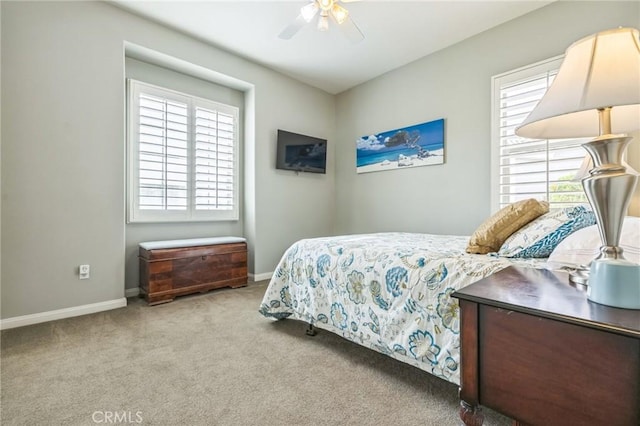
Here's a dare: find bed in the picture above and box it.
[258,232,547,386]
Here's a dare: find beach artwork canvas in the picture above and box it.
[356,118,445,173]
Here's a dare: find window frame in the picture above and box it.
[490,55,588,213]
[127,79,240,223]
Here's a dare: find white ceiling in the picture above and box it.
[110,0,553,94]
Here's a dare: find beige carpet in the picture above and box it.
[1,282,510,425]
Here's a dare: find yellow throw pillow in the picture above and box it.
[466,199,549,254]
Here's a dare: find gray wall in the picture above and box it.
[2,1,638,320]
[1,1,335,318]
[334,1,640,235]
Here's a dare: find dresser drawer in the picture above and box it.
[479,305,639,426]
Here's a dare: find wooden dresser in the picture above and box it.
[453,266,640,426]
[139,237,248,305]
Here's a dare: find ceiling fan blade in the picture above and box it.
[339,15,364,44]
[278,14,306,40]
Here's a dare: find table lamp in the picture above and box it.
[516,27,640,309]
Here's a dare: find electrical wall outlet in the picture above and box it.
[79,264,90,280]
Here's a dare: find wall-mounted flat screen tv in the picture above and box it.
[276,129,327,174]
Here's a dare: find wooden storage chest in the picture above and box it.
[139,237,248,305]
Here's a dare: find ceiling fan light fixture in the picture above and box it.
[279,0,363,42]
[318,14,329,31]
[318,0,334,12]
[300,2,319,23]
[331,4,349,25]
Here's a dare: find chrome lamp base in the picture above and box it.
[580,129,639,309]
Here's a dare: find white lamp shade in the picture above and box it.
[516,27,640,139]
[331,4,349,24]
[300,2,319,23]
[318,14,329,31]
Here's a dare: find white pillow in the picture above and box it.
[548,216,640,266]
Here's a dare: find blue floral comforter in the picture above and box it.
[258,233,545,385]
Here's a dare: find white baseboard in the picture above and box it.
[249,271,272,282]
[0,298,128,330]
[125,287,140,298]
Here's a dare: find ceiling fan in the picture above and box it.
[279,0,364,43]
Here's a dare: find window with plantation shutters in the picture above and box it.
[127,80,239,222]
[491,56,589,212]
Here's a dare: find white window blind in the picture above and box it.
[128,80,239,222]
[194,106,235,211]
[491,57,588,211]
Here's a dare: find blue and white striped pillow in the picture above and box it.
[498,205,596,258]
